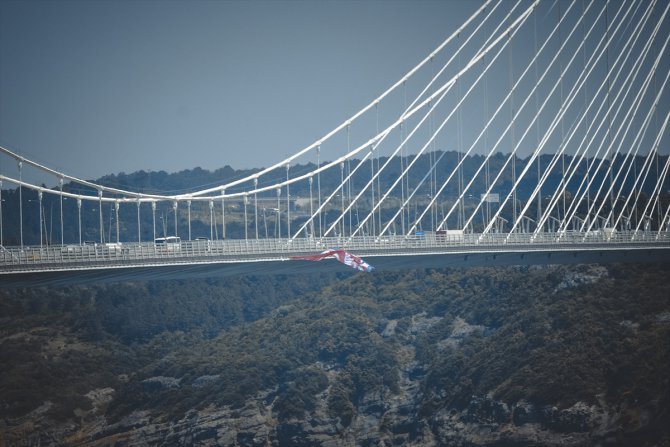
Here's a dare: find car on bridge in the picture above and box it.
[193,237,212,252]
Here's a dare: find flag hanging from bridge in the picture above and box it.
[291,249,374,273]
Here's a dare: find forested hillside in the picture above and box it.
[1,263,669,446]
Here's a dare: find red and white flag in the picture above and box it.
[291,249,374,272]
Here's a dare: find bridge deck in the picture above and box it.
[2,231,669,277]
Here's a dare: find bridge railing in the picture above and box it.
[1,230,669,273]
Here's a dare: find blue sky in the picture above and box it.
[0,0,477,181]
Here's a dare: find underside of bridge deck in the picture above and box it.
[2,247,669,289]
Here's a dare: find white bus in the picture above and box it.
[155,236,181,251]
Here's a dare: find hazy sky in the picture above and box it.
[0,0,478,181]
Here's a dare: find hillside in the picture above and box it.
[1,263,669,446]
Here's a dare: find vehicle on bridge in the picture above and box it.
[194,237,212,252]
[436,229,465,242]
[155,236,181,252]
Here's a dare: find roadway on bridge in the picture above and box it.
[2,232,669,288]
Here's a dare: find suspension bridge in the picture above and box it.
[2,0,670,283]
